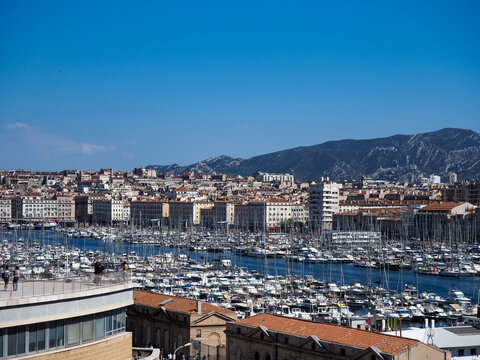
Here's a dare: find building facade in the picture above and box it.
[130,201,168,227]
[168,202,213,227]
[226,313,449,360]
[127,290,236,359]
[12,195,75,224]
[309,180,340,231]
[75,195,105,226]
[0,199,11,223]
[0,273,133,359]
[92,199,129,225]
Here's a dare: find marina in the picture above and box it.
[2,227,479,331]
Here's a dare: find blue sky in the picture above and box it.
[1,1,479,171]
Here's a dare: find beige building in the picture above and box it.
[12,195,75,223]
[127,290,237,359]
[0,198,12,222]
[226,313,450,360]
[248,199,305,229]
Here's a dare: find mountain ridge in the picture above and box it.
[146,128,480,181]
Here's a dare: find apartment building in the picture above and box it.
[75,194,106,225]
[168,201,213,227]
[0,199,11,223]
[443,180,480,205]
[309,179,340,231]
[92,199,129,225]
[254,172,294,183]
[12,195,75,223]
[130,201,169,226]
[248,199,301,229]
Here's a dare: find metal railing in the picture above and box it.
[0,270,132,301]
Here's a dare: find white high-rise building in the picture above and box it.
[308,178,340,231]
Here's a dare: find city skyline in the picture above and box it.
[1,1,479,170]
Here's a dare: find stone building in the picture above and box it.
[226,313,450,360]
[127,290,236,359]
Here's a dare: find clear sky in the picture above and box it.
[1,1,479,171]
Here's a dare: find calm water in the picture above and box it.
[2,230,480,300]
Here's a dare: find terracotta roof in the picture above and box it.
[420,202,467,211]
[235,313,419,355]
[133,290,235,315]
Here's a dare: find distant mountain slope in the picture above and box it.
[146,128,480,181]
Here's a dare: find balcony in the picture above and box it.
[0,271,133,305]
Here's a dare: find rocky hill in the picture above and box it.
[146,128,480,181]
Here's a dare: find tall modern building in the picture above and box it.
[0,272,133,359]
[308,178,340,231]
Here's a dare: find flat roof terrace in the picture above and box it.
[0,272,134,328]
[0,271,134,309]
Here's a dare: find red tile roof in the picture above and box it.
[133,290,235,315]
[235,313,419,355]
[420,202,467,211]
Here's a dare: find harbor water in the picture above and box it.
[2,230,480,300]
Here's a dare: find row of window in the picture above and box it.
[0,309,125,358]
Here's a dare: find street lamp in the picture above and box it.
[173,342,191,358]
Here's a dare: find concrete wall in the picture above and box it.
[17,332,132,360]
[0,286,132,328]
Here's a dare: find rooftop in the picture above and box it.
[133,289,235,315]
[0,271,133,308]
[394,326,480,349]
[235,313,420,355]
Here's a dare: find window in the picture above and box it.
[311,342,315,351]
[284,337,289,344]
[67,320,80,346]
[37,324,46,351]
[0,329,3,357]
[82,316,94,342]
[29,325,37,352]
[341,348,346,355]
[17,326,25,355]
[48,322,57,349]
[106,312,113,336]
[471,349,477,355]
[95,316,105,340]
[57,321,64,347]
[459,349,464,356]
[197,329,202,338]
[8,328,16,356]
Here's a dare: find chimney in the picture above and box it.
[197,300,202,314]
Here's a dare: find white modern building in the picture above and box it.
[0,273,133,359]
[254,172,294,183]
[309,179,340,231]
